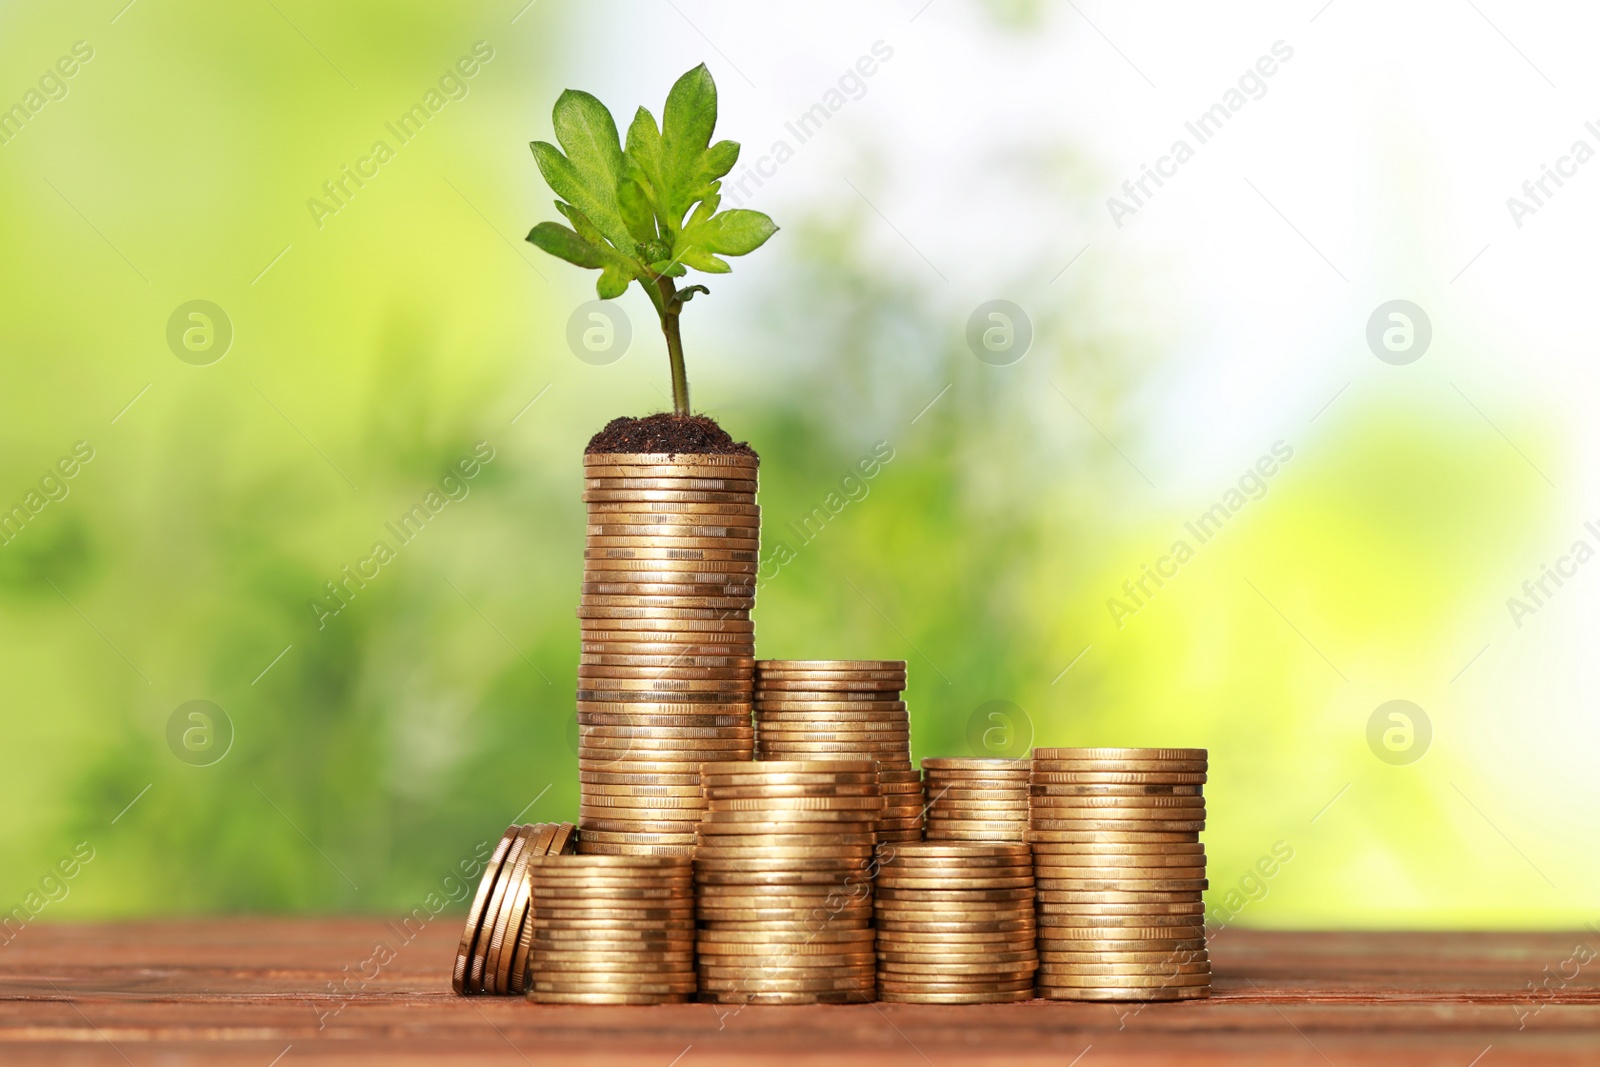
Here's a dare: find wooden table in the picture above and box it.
[1,921,1596,1064]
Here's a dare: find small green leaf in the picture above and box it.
[661,64,718,209]
[617,180,657,245]
[525,221,606,269]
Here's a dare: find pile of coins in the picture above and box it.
[1029,747,1210,1001]
[922,758,1030,842]
[695,760,882,1003]
[753,660,921,841]
[577,452,759,855]
[526,854,696,1004]
[453,822,577,995]
[875,842,1038,1003]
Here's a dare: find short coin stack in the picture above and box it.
[874,842,1038,1003]
[695,760,882,1004]
[526,854,696,1004]
[577,452,759,856]
[1029,747,1210,1001]
[922,758,1031,842]
[753,660,921,841]
[453,821,577,995]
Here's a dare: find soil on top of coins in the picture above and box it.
[585,413,757,457]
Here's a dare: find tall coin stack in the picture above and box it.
[695,760,882,1004]
[922,758,1031,842]
[752,660,922,841]
[1029,747,1210,1001]
[526,855,696,1004]
[874,843,1039,1003]
[577,452,759,856]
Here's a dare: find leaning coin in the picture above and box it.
[452,824,520,995]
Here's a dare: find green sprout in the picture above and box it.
[526,64,777,416]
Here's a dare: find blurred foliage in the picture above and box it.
[0,0,1573,928]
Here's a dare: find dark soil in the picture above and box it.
[585,413,757,458]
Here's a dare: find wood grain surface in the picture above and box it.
[1,921,1597,1064]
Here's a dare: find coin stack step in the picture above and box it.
[452,822,578,995]
[922,757,1030,843]
[1029,747,1210,1001]
[577,452,759,856]
[754,660,919,842]
[695,760,882,1004]
[526,854,696,1004]
[874,842,1039,1003]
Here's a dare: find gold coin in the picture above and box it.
[696,871,869,888]
[579,716,745,735]
[1032,840,1204,855]
[580,783,704,798]
[581,651,753,666]
[576,842,697,857]
[577,794,704,810]
[921,831,1028,845]
[585,488,758,504]
[581,724,753,739]
[588,511,761,531]
[578,770,702,787]
[695,948,876,965]
[585,530,760,547]
[1031,793,1205,808]
[471,825,534,992]
[875,876,1034,891]
[452,825,521,995]
[578,666,752,683]
[877,948,1035,963]
[697,909,870,926]
[577,760,724,775]
[697,979,874,996]
[576,817,705,835]
[697,831,880,847]
[1037,877,1208,891]
[1032,816,1206,832]
[1032,760,1207,774]
[875,901,1034,918]
[877,978,1035,994]
[878,961,1039,978]
[704,760,877,775]
[1041,962,1210,977]
[1038,972,1210,989]
[757,659,905,671]
[1034,850,1205,866]
[699,927,873,944]
[700,773,879,789]
[1038,925,1205,942]
[1044,901,1205,916]
[1037,891,1204,906]
[1027,830,1200,844]
[493,822,559,993]
[1032,783,1203,796]
[585,544,759,561]
[1035,913,1206,930]
[583,556,759,574]
[579,700,754,714]
[582,452,758,467]
[754,700,908,713]
[1032,772,1208,787]
[561,829,700,845]
[1037,866,1206,882]
[877,921,1036,936]
[695,857,875,874]
[695,846,877,862]
[878,989,1034,1004]
[1038,935,1206,951]
[883,844,1031,861]
[874,887,1032,903]
[700,785,882,801]
[1034,747,1204,761]
[706,795,884,811]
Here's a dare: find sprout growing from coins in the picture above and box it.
[526,64,777,416]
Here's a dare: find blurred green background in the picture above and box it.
[0,0,1588,929]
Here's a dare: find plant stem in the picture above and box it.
[653,274,690,416]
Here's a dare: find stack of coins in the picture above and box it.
[922,758,1031,842]
[695,760,882,1004]
[874,842,1038,1003]
[452,822,577,995]
[1029,747,1209,1001]
[577,452,759,856]
[753,660,920,841]
[525,854,696,1004]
